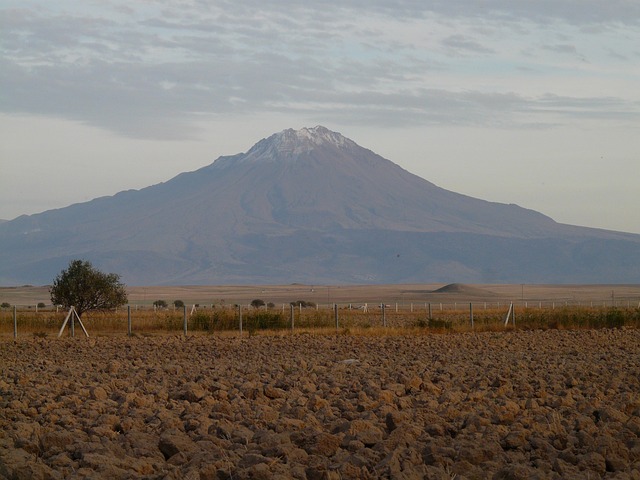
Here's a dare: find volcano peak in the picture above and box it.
[244,126,356,160]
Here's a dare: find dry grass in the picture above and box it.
[1,303,638,339]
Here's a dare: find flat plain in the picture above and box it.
[2,283,640,307]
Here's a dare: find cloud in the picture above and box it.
[1,1,639,139]
[542,44,579,55]
[441,35,495,55]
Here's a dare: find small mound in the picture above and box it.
[432,283,494,295]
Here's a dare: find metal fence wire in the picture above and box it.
[2,300,639,338]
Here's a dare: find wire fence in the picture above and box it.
[1,299,640,338]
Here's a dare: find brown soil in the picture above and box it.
[1,329,639,479]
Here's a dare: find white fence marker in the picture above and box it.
[58,306,89,338]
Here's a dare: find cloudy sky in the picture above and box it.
[2,0,639,233]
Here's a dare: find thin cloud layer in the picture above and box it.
[2,0,639,139]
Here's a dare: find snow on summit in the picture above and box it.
[241,126,356,162]
[293,126,352,148]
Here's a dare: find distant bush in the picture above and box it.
[291,300,316,308]
[251,299,266,308]
[1,302,11,309]
[174,300,185,308]
[37,302,46,309]
[154,300,168,309]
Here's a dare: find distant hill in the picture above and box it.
[432,283,497,296]
[1,126,639,285]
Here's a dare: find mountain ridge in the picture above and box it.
[1,126,639,285]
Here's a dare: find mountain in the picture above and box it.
[1,126,639,285]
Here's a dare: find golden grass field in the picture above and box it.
[1,283,639,338]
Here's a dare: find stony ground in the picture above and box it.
[1,329,639,479]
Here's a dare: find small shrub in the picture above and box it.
[251,299,266,309]
[154,300,168,309]
[37,302,46,309]
[174,300,185,308]
[1,302,10,309]
[246,311,287,333]
[600,308,625,329]
[190,311,211,331]
[211,310,237,330]
[429,319,451,330]
[302,311,333,328]
[291,300,315,308]
[163,313,182,330]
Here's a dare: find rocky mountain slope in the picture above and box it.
[1,126,639,285]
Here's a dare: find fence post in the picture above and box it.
[428,303,432,321]
[290,304,294,332]
[469,303,474,329]
[183,305,187,336]
[127,305,132,337]
[334,304,339,331]
[13,306,17,340]
[238,305,243,336]
[382,303,386,327]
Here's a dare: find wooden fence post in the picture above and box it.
[13,306,17,340]
[382,303,386,327]
[183,305,187,336]
[290,304,294,332]
[128,305,132,337]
